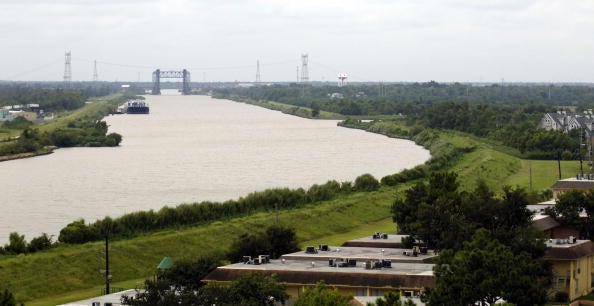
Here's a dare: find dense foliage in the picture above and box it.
[393,172,550,305]
[159,256,223,290]
[293,281,353,306]
[548,189,594,240]
[227,224,300,262]
[427,229,548,306]
[0,232,54,255]
[0,121,122,156]
[214,82,589,159]
[57,175,374,245]
[122,273,288,306]
[0,83,145,111]
[368,292,417,306]
[0,288,15,306]
[0,85,116,111]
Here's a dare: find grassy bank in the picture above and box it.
[211,94,346,119]
[2,100,573,305]
[0,94,127,161]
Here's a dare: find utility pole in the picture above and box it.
[557,151,562,179]
[105,236,110,295]
[529,161,533,192]
[581,129,585,178]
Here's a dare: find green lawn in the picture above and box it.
[505,159,583,192]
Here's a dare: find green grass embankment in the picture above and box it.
[6,186,406,304]
[5,101,575,305]
[37,95,124,133]
[212,95,345,119]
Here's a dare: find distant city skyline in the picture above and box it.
[1,0,593,83]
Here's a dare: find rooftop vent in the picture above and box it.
[305,246,317,254]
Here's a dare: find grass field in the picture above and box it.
[1,108,581,305]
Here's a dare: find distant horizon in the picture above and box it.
[2,79,594,86]
[2,1,594,83]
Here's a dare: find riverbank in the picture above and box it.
[0,146,55,162]
[211,94,347,120]
[0,94,129,160]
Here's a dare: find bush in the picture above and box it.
[353,173,380,192]
[58,219,99,244]
[554,291,568,302]
[27,233,54,253]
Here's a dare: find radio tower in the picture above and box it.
[93,60,98,82]
[300,54,309,83]
[255,60,261,83]
[63,51,72,87]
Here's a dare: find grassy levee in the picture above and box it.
[37,94,124,133]
[6,186,403,304]
[4,107,578,305]
[211,95,346,119]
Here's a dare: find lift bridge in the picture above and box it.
[152,69,191,95]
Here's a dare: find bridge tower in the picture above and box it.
[182,69,191,95]
[152,69,161,95]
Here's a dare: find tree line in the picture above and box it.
[0,174,382,254]
[214,82,590,159]
[0,84,122,112]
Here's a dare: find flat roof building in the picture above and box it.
[282,245,436,264]
[204,258,434,303]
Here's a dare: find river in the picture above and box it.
[0,93,430,242]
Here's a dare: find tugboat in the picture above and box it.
[123,100,149,114]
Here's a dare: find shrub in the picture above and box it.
[554,291,568,302]
[353,173,380,192]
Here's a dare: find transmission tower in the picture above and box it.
[93,60,98,82]
[300,54,309,83]
[255,60,261,83]
[63,51,72,87]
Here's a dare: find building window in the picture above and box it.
[556,277,568,290]
[356,288,367,296]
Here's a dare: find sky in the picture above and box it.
[1,0,594,83]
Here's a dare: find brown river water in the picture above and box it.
[0,93,430,242]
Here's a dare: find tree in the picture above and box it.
[392,172,466,249]
[294,281,352,306]
[229,273,288,306]
[553,188,594,240]
[353,173,380,192]
[160,255,223,290]
[228,224,300,262]
[121,279,184,306]
[4,232,26,254]
[427,229,547,306]
[27,233,53,253]
[369,292,417,306]
[0,288,15,306]
[122,273,287,306]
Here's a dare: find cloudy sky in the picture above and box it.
[1,0,593,83]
